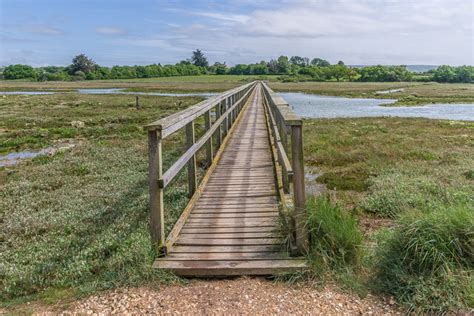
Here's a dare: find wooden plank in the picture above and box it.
[166,252,291,260]
[148,130,165,250]
[184,222,277,228]
[291,124,307,254]
[204,109,213,166]
[195,196,277,202]
[180,226,278,234]
[178,231,279,239]
[189,212,279,219]
[170,245,281,253]
[186,121,197,196]
[176,238,281,246]
[186,218,278,226]
[152,259,307,276]
[192,209,278,215]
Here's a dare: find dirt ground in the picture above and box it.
[23,278,401,315]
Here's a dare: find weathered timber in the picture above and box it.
[147,82,307,275]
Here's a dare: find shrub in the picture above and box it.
[306,195,363,269]
[373,206,474,313]
[3,64,37,80]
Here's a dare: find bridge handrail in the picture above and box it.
[145,82,255,138]
[261,82,307,254]
[146,81,257,253]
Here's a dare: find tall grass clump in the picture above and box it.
[373,206,474,313]
[306,195,363,270]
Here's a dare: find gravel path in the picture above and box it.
[54,278,400,315]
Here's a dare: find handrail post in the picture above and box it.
[215,103,222,150]
[227,96,232,131]
[186,121,197,197]
[148,130,165,253]
[204,110,213,166]
[291,124,307,254]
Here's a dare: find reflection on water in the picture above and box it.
[280,93,474,121]
[0,143,75,167]
[2,91,54,95]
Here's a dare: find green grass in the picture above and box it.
[0,93,203,153]
[0,75,278,93]
[372,206,473,313]
[303,118,474,209]
[303,117,474,312]
[306,195,363,269]
[0,92,210,306]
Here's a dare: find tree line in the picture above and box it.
[1,49,473,83]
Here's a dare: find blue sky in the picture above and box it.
[1,0,472,66]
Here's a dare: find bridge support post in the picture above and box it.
[215,103,222,150]
[204,110,213,166]
[227,96,232,131]
[186,121,197,197]
[291,124,307,254]
[148,130,165,253]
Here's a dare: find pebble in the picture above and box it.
[46,278,403,315]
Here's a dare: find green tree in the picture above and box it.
[3,64,37,79]
[311,58,330,67]
[210,62,228,75]
[432,65,456,82]
[455,66,474,83]
[277,56,290,74]
[191,49,209,68]
[267,59,278,74]
[289,56,309,67]
[69,54,97,75]
[329,64,349,82]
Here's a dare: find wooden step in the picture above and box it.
[153,259,307,276]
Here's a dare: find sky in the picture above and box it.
[0,0,473,67]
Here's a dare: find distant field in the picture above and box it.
[0,75,278,92]
[2,75,473,105]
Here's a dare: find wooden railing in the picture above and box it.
[261,82,307,254]
[145,82,257,253]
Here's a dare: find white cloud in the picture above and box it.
[156,0,473,65]
[27,26,63,35]
[96,27,127,35]
[192,11,250,24]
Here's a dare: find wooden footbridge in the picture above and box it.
[146,82,307,276]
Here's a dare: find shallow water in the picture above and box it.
[77,88,218,97]
[0,143,76,167]
[2,91,55,95]
[0,148,54,167]
[279,93,474,121]
[375,88,404,94]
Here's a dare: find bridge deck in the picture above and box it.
[153,86,306,276]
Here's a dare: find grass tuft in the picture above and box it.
[306,195,363,270]
[373,206,474,313]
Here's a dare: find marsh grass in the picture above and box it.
[0,92,212,305]
[303,118,474,210]
[372,206,473,313]
[303,117,473,311]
